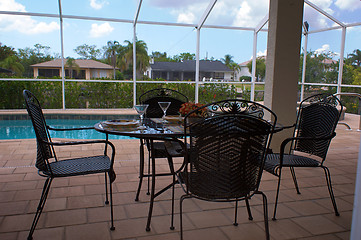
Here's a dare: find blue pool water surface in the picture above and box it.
[0,119,134,140]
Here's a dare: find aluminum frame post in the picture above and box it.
[301,27,308,101]
[337,27,346,94]
[195,28,200,103]
[251,31,257,101]
[58,0,65,109]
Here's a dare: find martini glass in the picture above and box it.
[134,104,149,129]
[158,102,171,121]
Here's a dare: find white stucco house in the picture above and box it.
[145,60,233,81]
[31,59,114,79]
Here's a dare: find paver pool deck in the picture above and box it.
[0,112,360,239]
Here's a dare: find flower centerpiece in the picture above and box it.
[179,102,206,117]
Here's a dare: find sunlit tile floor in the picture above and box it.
[0,114,360,240]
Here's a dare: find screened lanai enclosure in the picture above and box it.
[0,0,360,109]
[1,1,361,239]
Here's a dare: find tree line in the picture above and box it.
[0,40,361,85]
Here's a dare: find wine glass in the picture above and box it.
[158,102,171,121]
[134,104,149,129]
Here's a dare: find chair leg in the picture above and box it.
[105,173,109,204]
[322,166,340,216]
[233,201,238,226]
[108,172,115,230]
[135,139,145,201]
[245,197,253,220]
[146,142,156,232]
[180,195,191,240]
[258,191,270,240]
[272,168,282,220]
[170,173,176,230]
[28,177,53,240]
[147,149,151,195]
[166,155,176,230]
[290,167,301,194]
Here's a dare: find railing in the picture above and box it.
[334,92,361,131]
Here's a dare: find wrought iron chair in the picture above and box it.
[171,99,276,240]
[135,88,188,202]
[264,93,343,220]
[23,90,116,240]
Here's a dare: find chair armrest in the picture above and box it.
[47,125,94,131]
[41,139,116,166]
[278,132,336,164]
[282,123,296,130]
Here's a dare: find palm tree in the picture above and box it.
[123,39,149,78]
[229,62,241,81]
[65,58,80,79]
[348,49,361,67]
[246,57,266,82]
[221,54,234,68]
[0,55,24,76]
[104,41,122,78]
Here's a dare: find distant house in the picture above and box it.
[236,59,253,81]
[145,60,233,81]
[31,59,114,79]
[236,56,267,82]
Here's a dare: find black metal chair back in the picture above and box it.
[139,88,188,117]
[23,90,55,172]
[177,99,276,239]
[293,94,342,161]
[23,90,116,239]
[184,99,276,200]
[263,93,343,221]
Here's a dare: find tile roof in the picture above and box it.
[31,59,114,69]
[150,60,232,72]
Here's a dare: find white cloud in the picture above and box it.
[150,0,202,8]
[177,12,196,24]
[0,0,25,11]
[153,0,268,27]
[170,2,209,24]
[315,44,330,54]
[0,0,59,34]
[232,0,268,27]
[335,0,361,11]
[90,0,108,10]
[90,22,114,38]
[303,4,334,30]
[310,0,334,13]
[257,49,267,57]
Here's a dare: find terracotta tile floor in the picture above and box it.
[0,114,360,240]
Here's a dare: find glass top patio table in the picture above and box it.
[94,118,184,140]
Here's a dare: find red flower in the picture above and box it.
[179,102,206,117]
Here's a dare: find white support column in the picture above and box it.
[251,30,257,101]
[337,27,346,94]
[58,0,65,109]
[264,0,304,149]
[301,31,308,101]
[195,28,200,103]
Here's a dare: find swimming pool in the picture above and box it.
[0,119,135,140]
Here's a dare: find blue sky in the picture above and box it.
[0,0,360,63]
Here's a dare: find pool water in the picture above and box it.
[0,119,134,140]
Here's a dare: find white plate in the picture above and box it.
[102,119,139,127]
